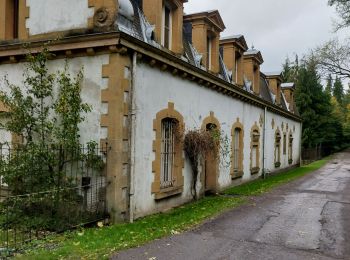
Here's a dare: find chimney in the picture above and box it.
[281,83,296,112]
[220,35,248,86]
[265,72,282,105]
[184,10,225,74]
[243,49,263,95]
[142,0,187,54]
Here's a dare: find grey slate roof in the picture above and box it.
[260,76,273,103]
[280,93,288,110]
[116,0,296,115]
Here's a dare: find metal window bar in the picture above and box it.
[160,119,175,189]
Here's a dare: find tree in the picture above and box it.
[314,38,350,80]
[333,76,344,104]
[294,57,338,149]
[0,48,101,231]
[328,0,350,30]
[325,74,333,94]
[281,55,299,83]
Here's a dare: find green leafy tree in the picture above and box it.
[0,48,101,231]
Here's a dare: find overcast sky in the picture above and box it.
[184,0,349,73]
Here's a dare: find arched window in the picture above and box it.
[201,112,220,192]
[231,119,244,179]
[275,130,281,168]
[152,103,184,200]
[250,123,260,174]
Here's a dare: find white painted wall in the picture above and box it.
[26,0,94,35]
[264,111,301,173]
[132,62,302,218]
[0,55,109,144]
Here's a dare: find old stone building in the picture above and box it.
[0,0,301,222]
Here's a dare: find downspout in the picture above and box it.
[129,51,137,223]
[262,106,267,179]
[299,122,303,166]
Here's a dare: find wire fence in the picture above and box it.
[0,142,109,256]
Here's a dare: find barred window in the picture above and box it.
[160,118,176,189]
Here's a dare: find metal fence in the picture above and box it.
[301,146,332,164]
[0,142,109,256]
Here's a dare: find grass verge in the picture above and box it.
[224,158,330,196]
[16,196,245,260]
[17,157,331,259]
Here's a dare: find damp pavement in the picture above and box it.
[112,150,350,260]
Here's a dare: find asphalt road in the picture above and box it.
[113,150,350,260]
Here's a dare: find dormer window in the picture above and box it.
[206,36,212,70]
[13,0,19,39]
[184,10,226,74]
[220,35,248,86]
[234,53,240,83]
[1,0,20,40]
[143,0,185,54]
[162,4,171,49]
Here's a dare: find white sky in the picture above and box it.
[184,0,349,73]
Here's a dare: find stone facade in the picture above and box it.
[0,0,302,222]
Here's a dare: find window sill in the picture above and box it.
[250,167,260,175]
[154,186,183,200]
[232,170,244,180]
[275,162,281,168]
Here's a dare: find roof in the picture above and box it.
[281,82,295,89]
[244,49,264,65]
[220,35,248,51]
[114,0,297,116]
[184,10,226,32]
[260,75,273,103]
[264,71,282,77]
[280,93,288,110]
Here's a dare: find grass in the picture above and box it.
[16,157,331,259]
[15,196,245,260]
[224,158,330,196]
